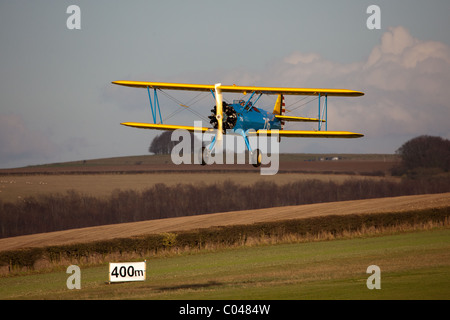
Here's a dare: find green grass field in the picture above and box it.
[1,228,449,300]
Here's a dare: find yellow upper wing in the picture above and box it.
[112,81,364,97]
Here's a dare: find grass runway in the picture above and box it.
[1,228,449,300]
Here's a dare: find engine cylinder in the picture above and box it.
[209,102,237,131]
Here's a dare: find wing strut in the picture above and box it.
[147,86,163,124]
[318,93,328,131]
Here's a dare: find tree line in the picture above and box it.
[1,177,449,238]
[392,135,450,177]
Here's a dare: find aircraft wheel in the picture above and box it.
[201,146,210,165]
[251,149,262,167]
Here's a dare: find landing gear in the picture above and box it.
[200,146,210,166]
[251,149,262,167]
[200,131,262,168]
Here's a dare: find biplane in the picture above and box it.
[112,81,364,166]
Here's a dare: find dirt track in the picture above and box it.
[1,192,449,252]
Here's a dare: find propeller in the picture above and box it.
[214,83,223,150]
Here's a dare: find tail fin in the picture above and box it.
[273,94,285,129]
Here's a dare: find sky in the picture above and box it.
[0,0,449,168]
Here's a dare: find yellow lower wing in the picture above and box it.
[121,122,210,132]
[274,115,325,122]
[252,130,364,138]
[121,123,363,138]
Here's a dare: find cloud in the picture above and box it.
[360,27,450,138]
[366,26,450,69]
[0,114,56,167]
[223,26,450,150]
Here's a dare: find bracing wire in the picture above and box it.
[286,96,318,113]
[283,96,320,130]
[158,89,210,123]
[156,89,320,130]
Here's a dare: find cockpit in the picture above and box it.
[234,99,257,112]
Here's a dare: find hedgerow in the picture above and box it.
[1,207,448,273]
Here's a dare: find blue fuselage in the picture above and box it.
[229,102,282,133]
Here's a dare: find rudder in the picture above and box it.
[273,94,285,129]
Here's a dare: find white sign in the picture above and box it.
[109,261,146,283]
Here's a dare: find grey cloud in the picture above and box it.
[223,27,450,145]
[0,114,57,167]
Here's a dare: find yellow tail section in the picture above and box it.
[273,94,285,130]
[273,94,284,115]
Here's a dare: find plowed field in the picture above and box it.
[1,192,448,252]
